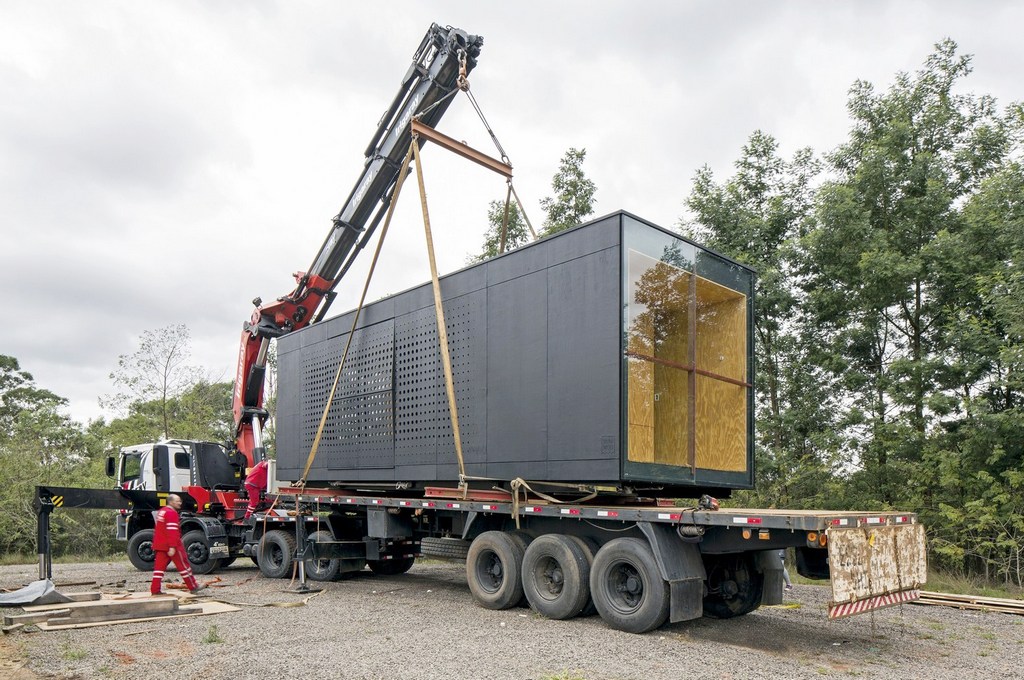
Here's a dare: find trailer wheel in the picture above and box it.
[305,531,340,581]
[183,530,222,575]
[521,534,591,620]
[369,556,415,576]
[702,553,764,619]
[258,530,297,579]
[466,531,526,610]
[590,537,669,634]
[127,529,156,571]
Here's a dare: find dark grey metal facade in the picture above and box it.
[275,211,755,494]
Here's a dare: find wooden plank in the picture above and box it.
[22,593,177,612]
[4,609,71,625]
[36,600,239,630]
[63,592,102,602]
[46,608,180,626]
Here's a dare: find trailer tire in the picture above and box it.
[305,531,340,581]
[702,553,764,619]
[522,534,591,620]
[420,537,471,561]
[590,537,670,634]
[466,531,526,610]
[258,530,297,579]
[182,530,222,575]
[127,530,156,572]
[369,556,415,576]
[567,536,600,616]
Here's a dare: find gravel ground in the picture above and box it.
[1,559,1022,679]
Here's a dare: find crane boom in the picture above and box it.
[232,23,484,467]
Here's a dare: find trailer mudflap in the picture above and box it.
[827,523,927,619]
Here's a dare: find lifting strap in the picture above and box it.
[296,142,416,487]
[411,137,467,487]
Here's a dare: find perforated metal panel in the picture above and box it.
[297,320,394,469]
[395,292,486,469]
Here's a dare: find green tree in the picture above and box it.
[101,324,205,438]
[470,198,531,263]
[101,380,233,449]
[0,356,116,558]
[540,148,597,235]
[0,355,63,435]
[685,132,839,508]
[804,39,1020,508]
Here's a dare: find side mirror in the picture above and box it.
[105,456,116,478]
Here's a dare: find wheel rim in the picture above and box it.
[475,549,504,593]
[266,544,284,570]
[137,541,155,562]
[533,556,565,601]
[188,541,210,565]
[605,560,645,613]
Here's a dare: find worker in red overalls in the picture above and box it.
[150,493,206,595]
[243,459,270,520]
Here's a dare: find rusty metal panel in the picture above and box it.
[827,524,927,618]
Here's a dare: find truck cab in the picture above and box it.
[110,441,196,540]
[106,440,247,571]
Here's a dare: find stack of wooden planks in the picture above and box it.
[3,592,236,631]
[914,590,1024,616]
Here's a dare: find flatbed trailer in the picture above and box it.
[33,480,926,634]
[239,485,927,633]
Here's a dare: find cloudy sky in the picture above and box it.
[2,1,1021,424]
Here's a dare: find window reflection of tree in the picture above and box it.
[628,243,691,360]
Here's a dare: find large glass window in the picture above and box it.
[624,222,749,472]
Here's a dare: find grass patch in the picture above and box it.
[202,625,224,644]
[924,570,1023,600]
[0,552,127,567]
[61,641,89,661]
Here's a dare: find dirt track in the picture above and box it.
[1,560,1021,679]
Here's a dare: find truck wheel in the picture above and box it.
[258,530,297,579]
[369,556,415,576]
[466,531,526,610]
[702,553,764,619]
[183,530,222,575]
[590,537,670,633]
[305,531,340,581]
[127,529,156,572]
[521,534,591,620]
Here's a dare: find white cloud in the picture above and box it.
[1,0,1021,423]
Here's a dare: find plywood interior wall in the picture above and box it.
[694,278,747,471]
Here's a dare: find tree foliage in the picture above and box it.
[540,147,597,235]
[101,324,205,438]
[687,39,1024,587]
[470,198,531,263]
[0,326,234,559]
